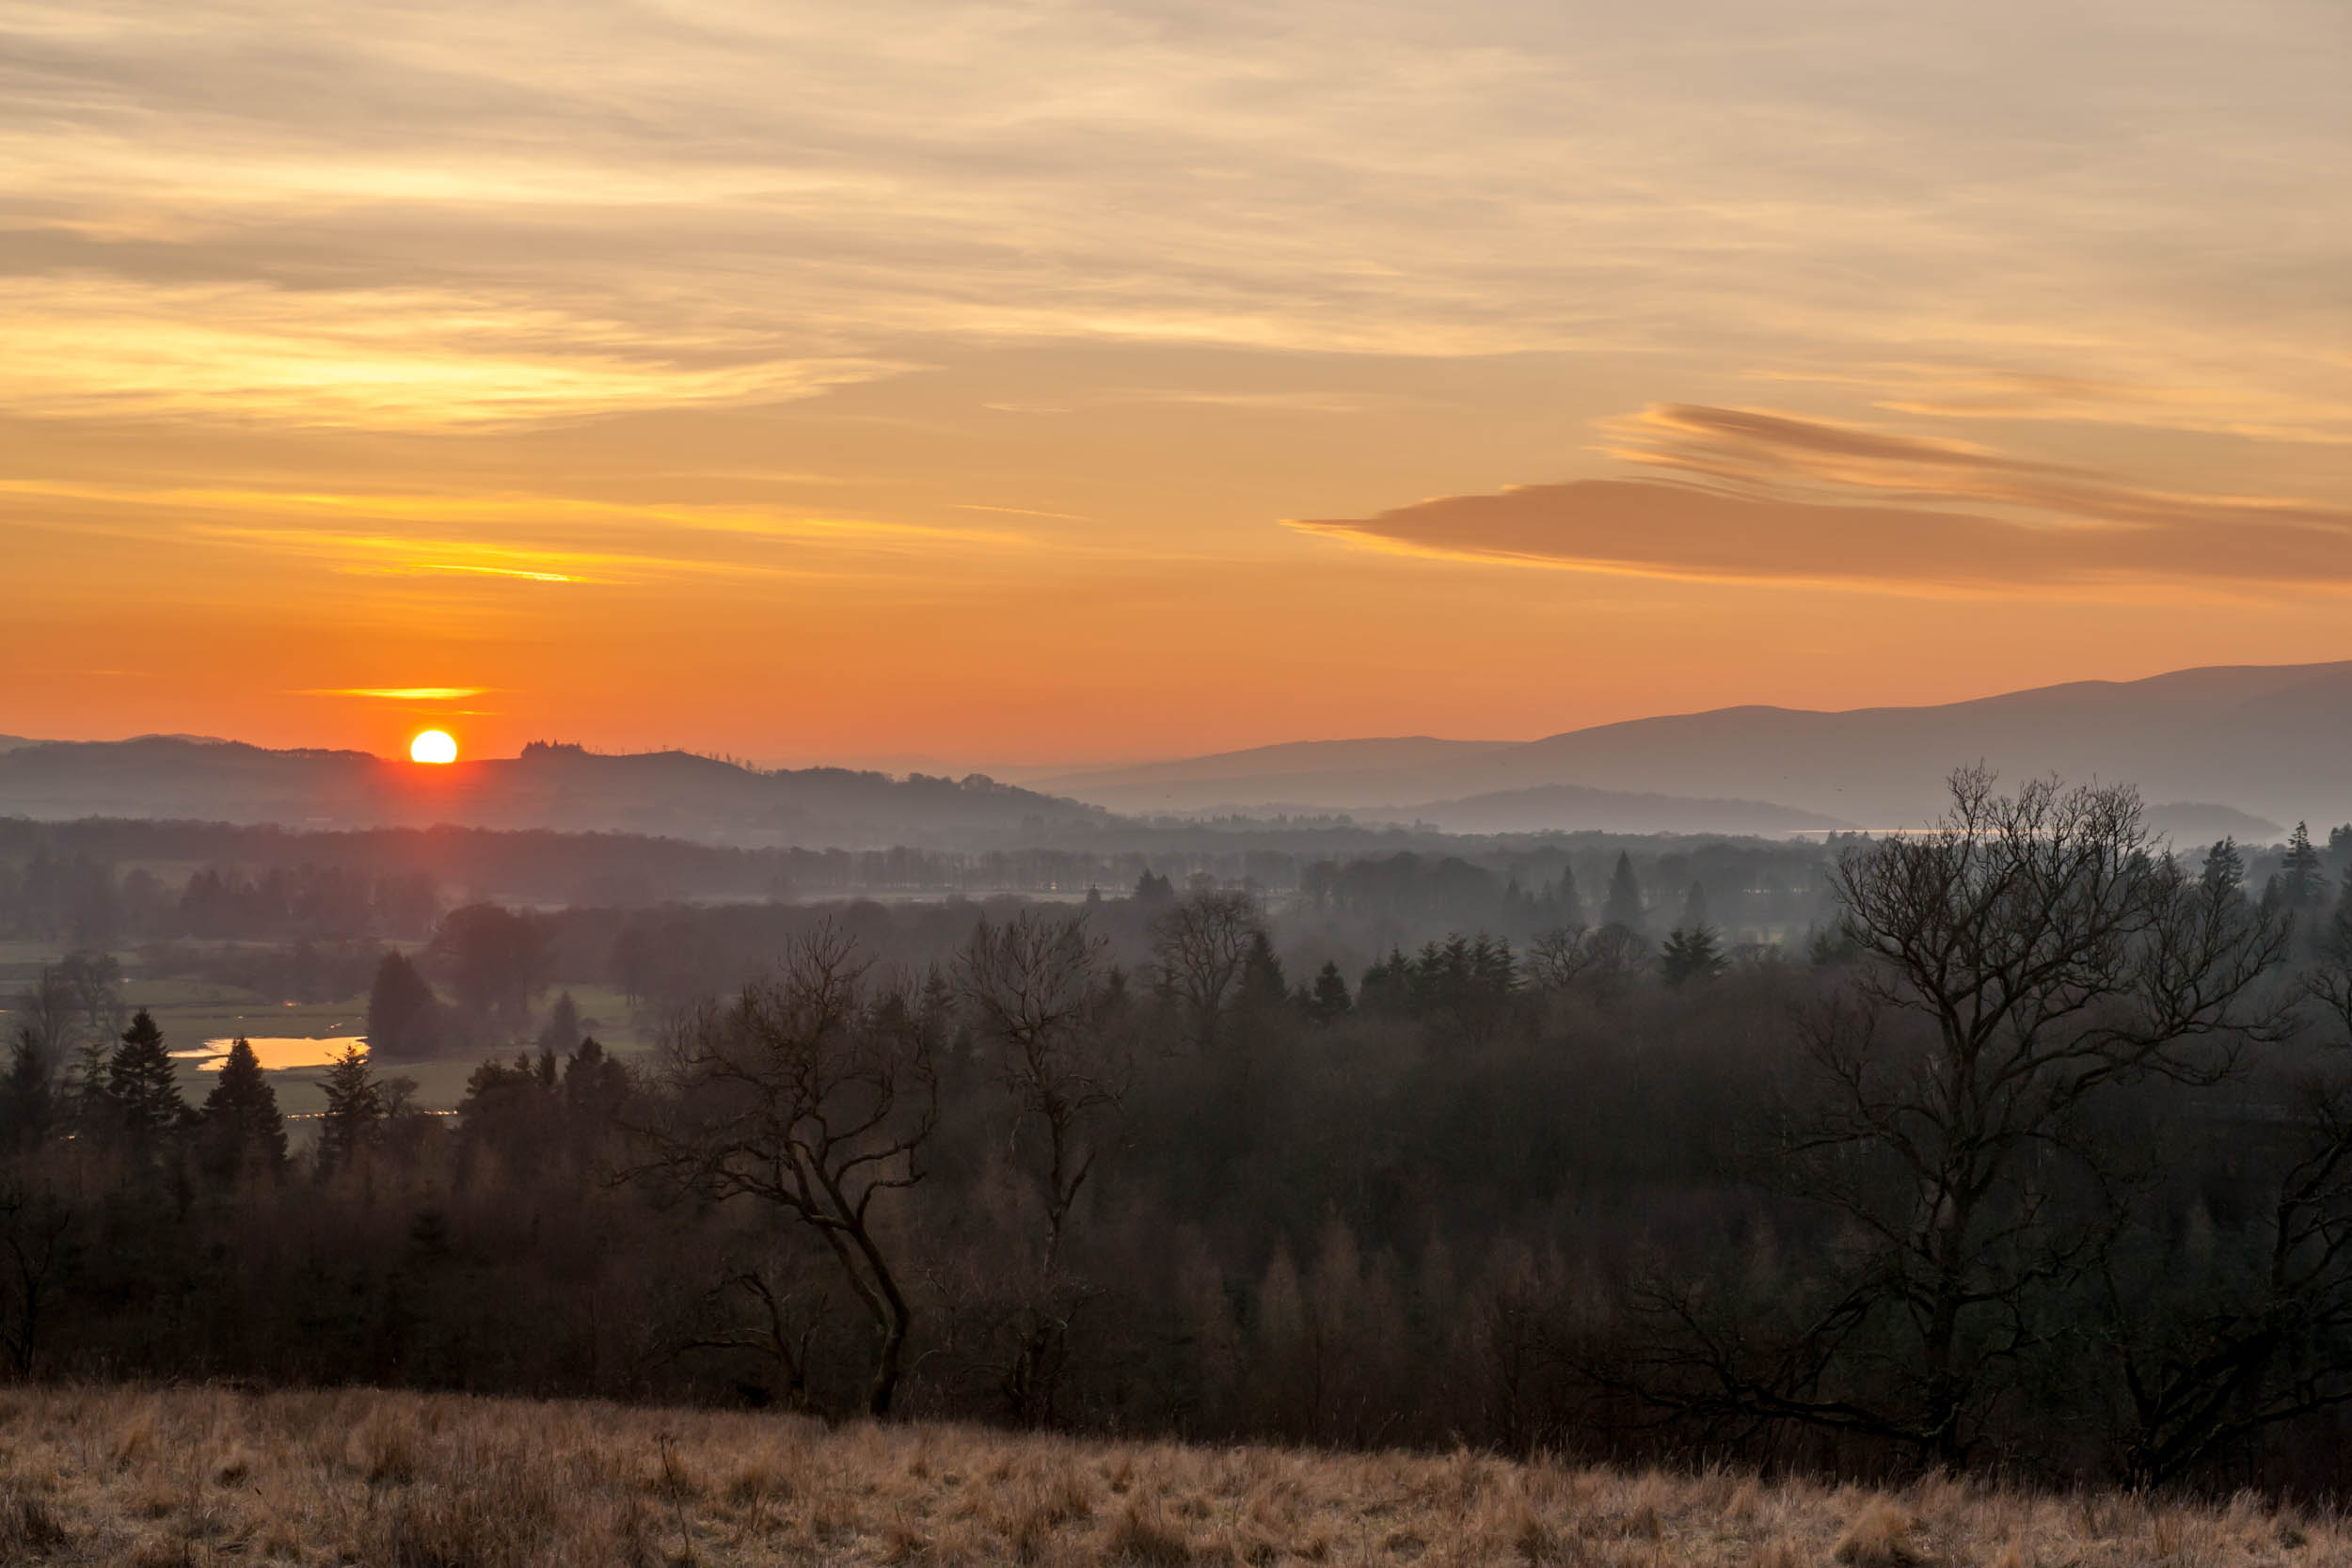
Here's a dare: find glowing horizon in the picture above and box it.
[6,2,2349,764]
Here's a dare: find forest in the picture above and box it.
[6,774,2352,1497]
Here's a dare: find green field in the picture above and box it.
[0,942,648,1121]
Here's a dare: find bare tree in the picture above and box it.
[662,1248,827,1412]
[56,952,123,1037]
[955,911,1128,1420]
[957,911,1125,1271]
[10,967,78,1063]
[1632,770,2289,1466]
[629,927,936,1417]
[1524,924,1649,993]
[1149,889,1263,1052]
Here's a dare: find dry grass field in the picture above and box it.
[0,1387,2344,1567]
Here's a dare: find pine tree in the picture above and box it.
[2201,838,2246,895]
[107,1008,186,1148]
[367,950,437,1062]
[562,1035,630,1121]
[1661,926,1727,986]
[199,1037,287,1178]
[2282,822,2324,909]
[1549,867,1583,927]
[1357,948,1410,1014]
[1237,929,1289,1013]
[535,991,582,1056]
[1679,880,1710,933]
[1307,961,1352,1022]
[1601,852,1645,932]
[316,1044,383,1175]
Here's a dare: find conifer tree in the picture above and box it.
[1679,880,1710,932]
[107,1008,185,1148]
[534,990,582,1056]
[2282,822,2324,909]
[1601,851,1645,932]
[366,950,437,1062]
[2202,837,2246,895]
[1660,925,1727,986]
[199,1037,286,1178]
[1549,866,1583,927]
[316,1044,383,1175]
[1307,961,1352,1022]
[1237,929,1289,1012]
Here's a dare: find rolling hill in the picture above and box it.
[1032,661,2352,832]
[0,736,1105,849]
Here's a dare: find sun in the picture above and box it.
[409,730,459,765]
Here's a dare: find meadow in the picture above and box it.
[0,937,645,1118]
[0,1385,2341,1568]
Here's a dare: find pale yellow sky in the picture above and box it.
[5,0,2350,765]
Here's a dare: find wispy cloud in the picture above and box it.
[299,687,490,700]
[1295,404,2352,595]
[1603,404,2352,534]
[0,480,1032,586]
[0,277,906,427]
[6,0,2346,437]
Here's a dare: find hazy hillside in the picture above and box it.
[0,736,1104,849]
[0,1385,2313,1568]
[1355,780,1849,835]
[1025,735,1514,802]
[1043,661,2352,831]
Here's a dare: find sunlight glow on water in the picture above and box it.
[170,1037,366,1071]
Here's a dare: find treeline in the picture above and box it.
[11,779,2352,1495]
[0,815,1867,947]
[0,852,439,946]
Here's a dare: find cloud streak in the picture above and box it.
[300,688,490,700]
[6,0,2349,438]
[1296,404,2352,594]
[1605,404,2352,534]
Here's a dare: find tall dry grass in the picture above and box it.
[0,1384,2340,1565]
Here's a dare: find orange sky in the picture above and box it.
[6,2,2351,768]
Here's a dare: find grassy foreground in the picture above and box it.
[0,1386,2339,1567]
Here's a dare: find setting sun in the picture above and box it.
[409,729,458,765]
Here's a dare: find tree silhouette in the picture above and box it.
[1237,929,1290,1014]
[106,1009,184,1151]
[1651,770,2289,1467]
[1659,926,1725,987]
[2281,822,2324,911]
[1149,890,1265,1052]
[317,1045,383,1176]
[366,950,437,1062]
[1601,851,1645,932]
[1307,961,1352,1022]
[199,1037,286,1179]
[633,927,937,1417]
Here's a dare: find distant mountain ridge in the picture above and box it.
[0,736,1106,849]
[10,660,2346,847]
[1032,661,2352,832]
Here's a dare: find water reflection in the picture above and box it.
[171,1037,367,1071]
